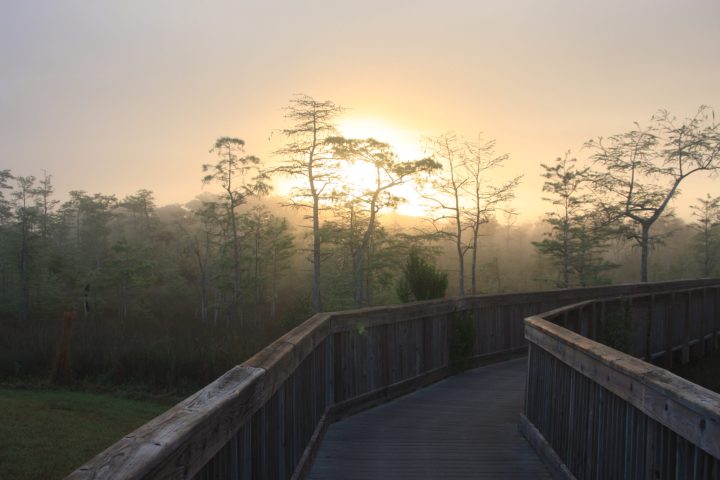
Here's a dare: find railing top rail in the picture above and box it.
[69,278,719,478]
[68,365,266,479]
[531,283,719,321]
[328,279,720,332]
[525,283,720,459]
[68,313,334,480]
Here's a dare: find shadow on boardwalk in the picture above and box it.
[308,357,550,479]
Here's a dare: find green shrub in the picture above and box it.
[396,248,448,302]
[449,310,476,372]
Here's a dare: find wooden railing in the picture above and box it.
[521,282,720,479]
[68,279,720,479]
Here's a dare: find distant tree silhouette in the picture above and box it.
[533,153,616,287]
[587,106,720,282]
[202,137,268,323]
[328,136,440,307]
[690,194,720,277]
[271,95,344,313]
[238,205,294,323]
[424,133,519,295]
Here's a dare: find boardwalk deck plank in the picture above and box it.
[308,357,549,479]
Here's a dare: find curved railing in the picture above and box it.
[521,283,720,479]
[67,279,720,479]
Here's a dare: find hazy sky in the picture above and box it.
[2,0,719,220]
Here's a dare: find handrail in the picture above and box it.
[67,279,720,479]
[521,283,720,479]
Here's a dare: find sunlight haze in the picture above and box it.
[2,0,719,221]
[5,3,720,476]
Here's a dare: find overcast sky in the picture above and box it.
[2,0,719,219]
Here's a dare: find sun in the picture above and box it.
[272,116,432,218]
[337,117,426,161]
[336,116,429,217]
[336,160,378,195]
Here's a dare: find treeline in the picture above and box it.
[1,97,719,392]
[0,177,300,390]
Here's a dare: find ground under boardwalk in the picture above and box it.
[308,357,549,479]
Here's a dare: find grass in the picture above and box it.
[0,388,169,480]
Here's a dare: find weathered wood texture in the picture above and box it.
[524,284,720,479]
[308,357,550,479]
[539,285,720,368]
[67,279,719,480]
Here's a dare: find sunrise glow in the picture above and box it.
[336,116,431,217]
[4,3,720,476]
[337,117,427,161]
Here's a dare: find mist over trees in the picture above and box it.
[690,194,720,277]
[532,154,617,288]
[271,95,345,313]
[327,136,441,307]
[423,133,521,295]
[201,137,270,325]
[585,106,720,282]
[1,98,719,393]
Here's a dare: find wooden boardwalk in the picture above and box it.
[307,357,550,479]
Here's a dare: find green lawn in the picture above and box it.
[0,389,169,480]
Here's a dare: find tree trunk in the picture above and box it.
[354,249,365,307]
[354,202,378,308]
[470,227,479,294]
[455,216,465,296]
[312,198,322,313]
[640,223,650,283]
[562,222,570,288]
[704,227,711,277]
[271,252,278,322]
[195,236,209,323]
[229,200,242,323]
[18,195,30,322]
[365,244,372,306]
[19,226,29,322]
[254,227,261,310]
